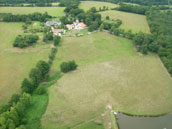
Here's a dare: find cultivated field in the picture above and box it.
[80,1,118,11]
[0,7,65,17]
[100,10,150,33]
[0,22,51,104]
[42,32,172,129]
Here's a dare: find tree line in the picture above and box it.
[114,4,149,15]
[2,12,52,22]
[0,0,58,4]
[0,3,53,7]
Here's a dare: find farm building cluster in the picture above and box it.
[66,20,87,30]
[45,20,87,36]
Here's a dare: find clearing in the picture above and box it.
[100,10,150,33]
[80,1,118,11]
[42,32,172,129]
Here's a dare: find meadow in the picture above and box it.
[0,7,65,17]
[80,1,118,11]
[42,32,172,129]
[100,10,150,33]
[0,22,51,104]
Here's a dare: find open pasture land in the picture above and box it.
[100,10,150,33]
[0,7,65,17]
[42,32,172,129]
[80,1,118,11]
[0,22,51,104]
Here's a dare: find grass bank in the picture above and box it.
[42,32,172,129]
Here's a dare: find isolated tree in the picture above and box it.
[99,23,104,31]
[21,78,33,93]
[36,60,50,80]
[113,28,120,36]
[8,94,21,106]
[106,16,110,20]
[89,7,97,13]
[29,68,42,86]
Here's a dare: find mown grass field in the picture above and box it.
[42,32,172,129]
[0,22,51,104]
[80,1,118,11]
[0,7,65,17]
[100,10,150,33]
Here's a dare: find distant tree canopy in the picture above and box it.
[80,0,172,5]
[0,0,58,4]
[59,0,80,7]
[0,0,171,5]
[121,0,172,5]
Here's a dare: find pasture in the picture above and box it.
[80,1,118,11]
[0,7,65,17]
[42,32,172,129]
[100,10,150,33]
[0,22,51,104]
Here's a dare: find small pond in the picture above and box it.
[116,113,172,129]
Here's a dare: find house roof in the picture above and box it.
[54,29,64,33]
[79,22,86,27]
[66,24,73,29]
[46,20,61,26]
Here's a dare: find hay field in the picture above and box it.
[42,32,172,129]
[80,1,118,11]
[0,7,65,17]
[100,10,150,33]
[0,22,51,104]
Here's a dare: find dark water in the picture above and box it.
[116,113,172,129]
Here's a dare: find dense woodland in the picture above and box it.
[146,9,172,75]
[1,0,172,5]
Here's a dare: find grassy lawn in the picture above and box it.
[100,10,150,33]
[0,22,51,104]
[80,1,118,11]
[0,7,65,17]
[41,32,172,129]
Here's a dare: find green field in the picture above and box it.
[80,1,118,11]
[41,32,172,129]
[0,7,65,17]
[100,10,150,33]
[0,22,51,104]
